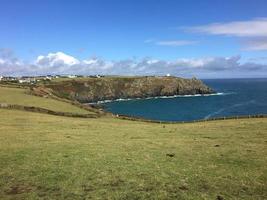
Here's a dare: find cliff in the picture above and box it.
[40,76,214,103]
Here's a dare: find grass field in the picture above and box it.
[0,107,266,199]
[0,86,94,114]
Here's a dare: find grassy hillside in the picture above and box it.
[0,108,266,199]
[0,82,266,199]
[0,86,95,115]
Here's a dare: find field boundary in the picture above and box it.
[0,103,102,118]
[116,113,267,124]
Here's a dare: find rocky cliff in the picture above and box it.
[42,76,214,103]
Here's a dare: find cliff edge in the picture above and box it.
[39,76,214,103]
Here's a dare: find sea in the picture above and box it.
[101,78,267,122]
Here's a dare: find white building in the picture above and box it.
[166,73,171,77]
[68,75,77,78]
[19,79,30,83]
[0,76,3,81]
[19,77,36,84]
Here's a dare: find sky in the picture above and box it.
[0,0,267,78]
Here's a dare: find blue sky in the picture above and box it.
[0,0,267,78]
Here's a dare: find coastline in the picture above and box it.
[86,92,226,105]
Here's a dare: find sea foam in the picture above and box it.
[87,92,230,104]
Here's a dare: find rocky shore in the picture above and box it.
[43,76,214,103]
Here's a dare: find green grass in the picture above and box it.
[0,109,266,199]
[46,76,147,83]
[0,86,94,114]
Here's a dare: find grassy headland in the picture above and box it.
[40,76,213,103]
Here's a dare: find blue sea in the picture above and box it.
[102,78,267,122]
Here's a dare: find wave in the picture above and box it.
[87,92,231,104]
[204,100,256,119]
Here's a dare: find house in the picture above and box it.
[67,75,77,78]
[18,77,36,84]
[0,76,3,81]
[19,79,30,84]
[166,73,171,77]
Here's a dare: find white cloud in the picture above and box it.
[248,56,267,62]
[36,52,80,67]
[187,18,267,37]
[177,58,213,67]
[156,40,197,46]
[0,51,266,78]
[146,59,159,64]
[145,39,197,47]
[82,58,98,65]
[242,38,267,51]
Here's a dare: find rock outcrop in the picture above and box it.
[42,76,214,103]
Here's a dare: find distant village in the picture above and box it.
[0,75,104,84]
[0,74,173,84]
